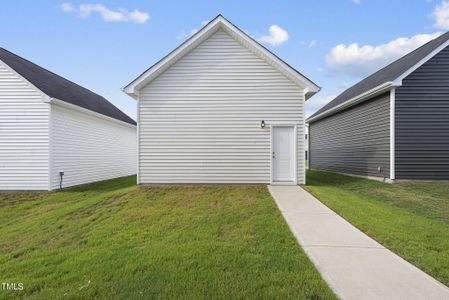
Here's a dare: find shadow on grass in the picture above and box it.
[59,175,137,194]
[306,170,377,187]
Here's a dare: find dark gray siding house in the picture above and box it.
[308,31,449,181]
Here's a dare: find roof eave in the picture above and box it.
[305,86,321,100]
[121,87,138,100]
[307,81,394,123]
[307,31,449,124]
[123,15,319,97]
[122,16,223,97]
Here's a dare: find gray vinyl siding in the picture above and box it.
[309,92,390,178]
[395,45,449,179]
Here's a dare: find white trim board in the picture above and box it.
[302,90,307,184]
[136,90,141,185]
[47,103,53,191]
[123,15,320,99]
[392,37,449,86]
[307,82,393,123]
[390,88,395,180]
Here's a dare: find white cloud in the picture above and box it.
[60,3,150,24]
[305,95,336,117]
[61,2,76,12]
[352,0,361,4]
[177,20,209,40]
[301,40,317,48]
[325,32,441,78]
[258,25,289,46]
[308,40,317,48]
[433,0,449,29]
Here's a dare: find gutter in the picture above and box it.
[307,81,395,123]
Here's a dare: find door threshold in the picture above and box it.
[271,181,296,186]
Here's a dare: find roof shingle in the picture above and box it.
[308,31,449,121]
[0,48,136,126]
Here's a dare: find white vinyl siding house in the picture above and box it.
[0,60,49,190]
[0,48,137,191]
[125,15,319,185]
[49,102,137,190]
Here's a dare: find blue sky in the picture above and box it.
[1,0,448,119]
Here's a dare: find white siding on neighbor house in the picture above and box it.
[0,61,49,190]
[138,29,305,184]
[49,104,137,190]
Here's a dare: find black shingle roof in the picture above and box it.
[0,48,136,125]
[308,31,449,121]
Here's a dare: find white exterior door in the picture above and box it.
[272,126,295,183]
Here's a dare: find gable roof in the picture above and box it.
[123,14,320,99]
[308,30,449,123]
[0,48,136,126]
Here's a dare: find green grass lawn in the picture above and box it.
[0,177,335,299]
[304,170,449,287]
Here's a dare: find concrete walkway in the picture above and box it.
[268,185,449,300]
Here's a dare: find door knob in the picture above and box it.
[272,151,275,159]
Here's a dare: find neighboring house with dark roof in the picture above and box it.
[124,15,319,185]
[307,31,449,181]
[0,48,137,190]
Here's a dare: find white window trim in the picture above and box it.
[270,124,298,185]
